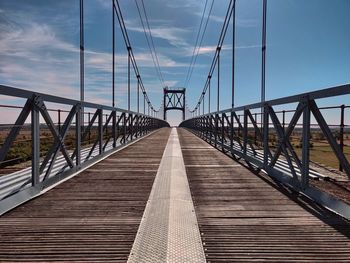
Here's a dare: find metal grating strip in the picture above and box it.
[128,128,206,263]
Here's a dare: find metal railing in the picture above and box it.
[0,85,169,214]
[180,84,350,218]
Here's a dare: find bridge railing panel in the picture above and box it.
[0,85,169,214]
[180,84,350,218]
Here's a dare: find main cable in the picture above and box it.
[141,0,165,86]
[183,0,209,87]
[190,0,234,113]
[113,0,159,112]
[184,0,214,89]
[134,0,165,88]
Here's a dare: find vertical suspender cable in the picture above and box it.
[80,0,84,122]
[128,47,131,111]
[217,47,221,112]
[261,0,268,166]
[261,0,267,104]
[112,0,115,107]
[137,76,140,113]
[208,76,211,113]
[189,0,233,114]
[232,0,236,108]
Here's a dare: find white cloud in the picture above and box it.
[95,0,111,9]
[0,21,80,99]
[179,44,232,57]
[236,44,261,49]
[125,19,190,47]
[236,18,259,28]
[194,12,224,24]
[0,3,191,114]
[0,22,77,56]
[165,0,202,10]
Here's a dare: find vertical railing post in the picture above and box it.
[263,105,269,169]
[230,112,234,150]
[215,114,218,148]
[136,115,139,138]
[88,112,91,144]
[112,111,116,147]
[143,93,146,115]
[163,89,166,121]
[221,114,225,151]
[123,113,127,143]
[76,104,81,167]
[254,112,257,146]
[58,109,61,133]
[130,113,133,141]
[202,117,205,138]
[238,114,241,139]
[105,114,108,138]
[98,109,103,154]
[31,103,40,187]
[301,100,310,189]
[339,104,345,171]
[243,110,248,156]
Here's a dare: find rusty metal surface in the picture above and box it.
[178,128,350,262]
[0,128,171,262]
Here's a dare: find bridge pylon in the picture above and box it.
[163,87,186,121]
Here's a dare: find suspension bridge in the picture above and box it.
[0,0,350,262]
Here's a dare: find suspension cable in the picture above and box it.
[185,0,214,89]
[183,0,209,87]
[190,0,234,113]
[134,0,165,88]
[113,0,159,113]
[141,0,165,87]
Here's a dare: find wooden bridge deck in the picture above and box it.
[178,128,350,262]
[0,128,170,262]
[0,127,349,262]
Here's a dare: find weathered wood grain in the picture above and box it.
[178,128,350,263]
[0,128,170,262]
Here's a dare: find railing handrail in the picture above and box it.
[188,83,350,118]
[0,84,164,120]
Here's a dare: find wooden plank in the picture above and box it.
[0,128,171,262]
[178,128,350,262]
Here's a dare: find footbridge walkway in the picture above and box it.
[1,127,349,262]
[1,1,350,260]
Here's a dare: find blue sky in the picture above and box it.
[0,0,349,125]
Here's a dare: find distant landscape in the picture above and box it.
[0,124,349,176]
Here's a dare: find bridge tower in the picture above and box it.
[163,87,186,121]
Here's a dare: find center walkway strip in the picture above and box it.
[128,128,206,263]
